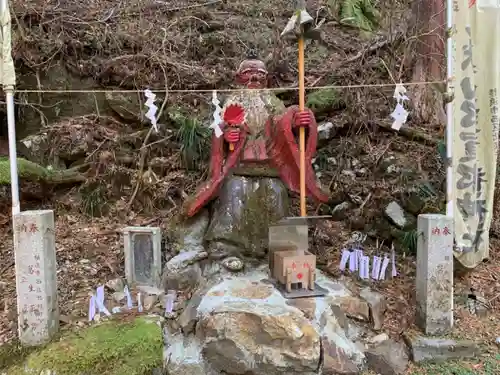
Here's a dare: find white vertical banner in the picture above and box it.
[452,0,500,268]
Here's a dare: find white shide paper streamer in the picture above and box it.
[210,91,223,138]
[144,89,158,133]
[390,84,409,130]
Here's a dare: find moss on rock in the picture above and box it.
[0,157,50,184]
[5,317,163,375]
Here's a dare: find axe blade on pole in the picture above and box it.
[280,2,321,41]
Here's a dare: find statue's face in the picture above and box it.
[236,61,268,89]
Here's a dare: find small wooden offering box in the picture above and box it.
[273,250,316,292]
[268,216,331,297]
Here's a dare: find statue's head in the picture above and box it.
[236,50,268,89]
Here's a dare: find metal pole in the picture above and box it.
[445,0,454,218]
[2,0,19,214]
[6,86,19,215]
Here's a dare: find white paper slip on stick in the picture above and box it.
[391,248,398,277]
[339,249,350,271]
[379,255,390,280]
[124,285,133,309]
[88,295,96,322]
[348,251,357,272]
[372,256,381,280]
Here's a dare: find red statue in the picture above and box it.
[184,55,329,259]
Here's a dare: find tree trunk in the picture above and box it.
[411,0,446,128]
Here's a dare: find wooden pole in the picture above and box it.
[298,35,306,217]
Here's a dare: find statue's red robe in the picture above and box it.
[185,106,329,217]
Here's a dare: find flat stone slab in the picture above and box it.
[273,215,332,226]
[269,279,328,299]
[404,334,479,363]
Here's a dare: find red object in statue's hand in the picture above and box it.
[224,129,240,143]
[223,104,245,125]
[294,110,312,128]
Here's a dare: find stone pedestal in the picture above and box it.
[416,214,453,334]
[14,210,59,346]
[123,227,162,287]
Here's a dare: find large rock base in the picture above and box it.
[163,266,367,375]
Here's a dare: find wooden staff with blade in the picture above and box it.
[281,1,321,217]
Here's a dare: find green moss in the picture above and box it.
[328,0,379,32]
[236,180,288,257]
[5,317,163,375]
[0,340,38,370]
[265,93,286,116]
[411,354,500,375]
[0,157,50,184]
[306,88,340,114]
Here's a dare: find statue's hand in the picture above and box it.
[224,128,240,143]
[293,109,314,128]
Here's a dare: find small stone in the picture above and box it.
[111,307,121,314]
[164,333,208,375]
[178,295,202,335]
[106,278,125,292]
[165,251,208,272]
[404,335,479,363]
[322,337,360,375]
[221,256,244,272]
[143,294,159,310]
[173,299,186,312]
[336,296,370,322]
[165,311,178,320]
[112,292,126,304]
[106,92,142,122]
[401,190,426,215]
[331,202,351,221]
[286,298,316,320]
[380,156,400,174]
[384,201,416,230]
[136,285,164,295]
[162,263,202,292]
[360,288,386,330]
[368,333,389,345]
[365,339,409,375]
[318,121,335,141]
[467,294,489,317]
[330,305,349,334]
[342,170,356,179]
